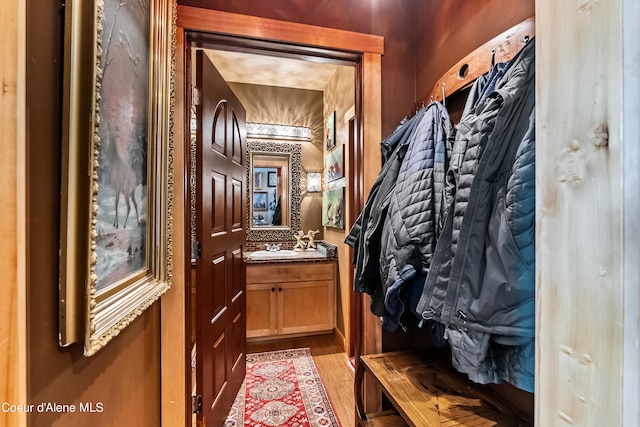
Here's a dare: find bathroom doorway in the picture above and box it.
[169,8,384,424]
[188,36,358,426]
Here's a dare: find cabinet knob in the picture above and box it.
[279,288,282,292]
[271,287,275,292]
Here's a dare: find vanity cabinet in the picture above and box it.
[246,261,336,339]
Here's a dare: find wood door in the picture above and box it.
[195,50,246,426]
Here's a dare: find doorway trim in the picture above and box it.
[162,7,383,425]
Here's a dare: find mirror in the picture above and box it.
[246,140,301,241]
[251,154,288,227]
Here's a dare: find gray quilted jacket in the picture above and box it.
[415,63,510,323]
[416,39,536,392]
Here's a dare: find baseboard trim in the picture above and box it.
[333,327,346,352]
[247,330,334,343]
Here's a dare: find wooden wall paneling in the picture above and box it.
[361,51,383,357]
[621,1,640,425]
[361,53,382,211]
[161,21,189,427]
[0,0,26,426]
[177,6,384,55]
[360,51,383,416]
[536,0,625,425]
[345,105,358,357]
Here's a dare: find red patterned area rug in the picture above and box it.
[224,348,342,427]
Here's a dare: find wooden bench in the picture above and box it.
[355,351,532,426]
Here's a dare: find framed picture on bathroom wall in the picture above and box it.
[322,187,345,229]
[59,0,175,356]
[326,110,336,151]
[268,171,277,187]
[254,171,263,189]
[325,144,344,182]
[253,192,268,211]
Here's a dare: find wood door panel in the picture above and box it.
[231,178,243,230]
[231,111,243,164]
[209,254,227,321]
[210,171,226,235]
[212,331,227,396]
[211,101,226,154]
[230,307,244,372]
[231,248,244,299]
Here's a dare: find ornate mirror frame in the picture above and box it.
[246,140,301,241]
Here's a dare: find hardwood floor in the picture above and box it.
[246,333,355,426]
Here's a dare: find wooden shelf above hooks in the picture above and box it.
[418,16,535,107]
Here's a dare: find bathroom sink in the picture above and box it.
[248,250,300,260]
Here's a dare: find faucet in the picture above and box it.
[264,243,281,252]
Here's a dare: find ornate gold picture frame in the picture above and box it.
[59,0,175,356]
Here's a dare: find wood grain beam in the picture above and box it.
[177,6,384,55]
[0,0,26,426]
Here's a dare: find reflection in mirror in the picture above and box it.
[246,140,301,242]
[252,156,288,227]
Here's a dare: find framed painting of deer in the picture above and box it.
[59,0,175,356]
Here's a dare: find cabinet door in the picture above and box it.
[277,280,334,335]
[246,284,277,338]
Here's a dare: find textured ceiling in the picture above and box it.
[204,49,340,91]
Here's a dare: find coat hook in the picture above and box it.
[441,83,446,106]
[524,35,530,44]
[490,48,496,69]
